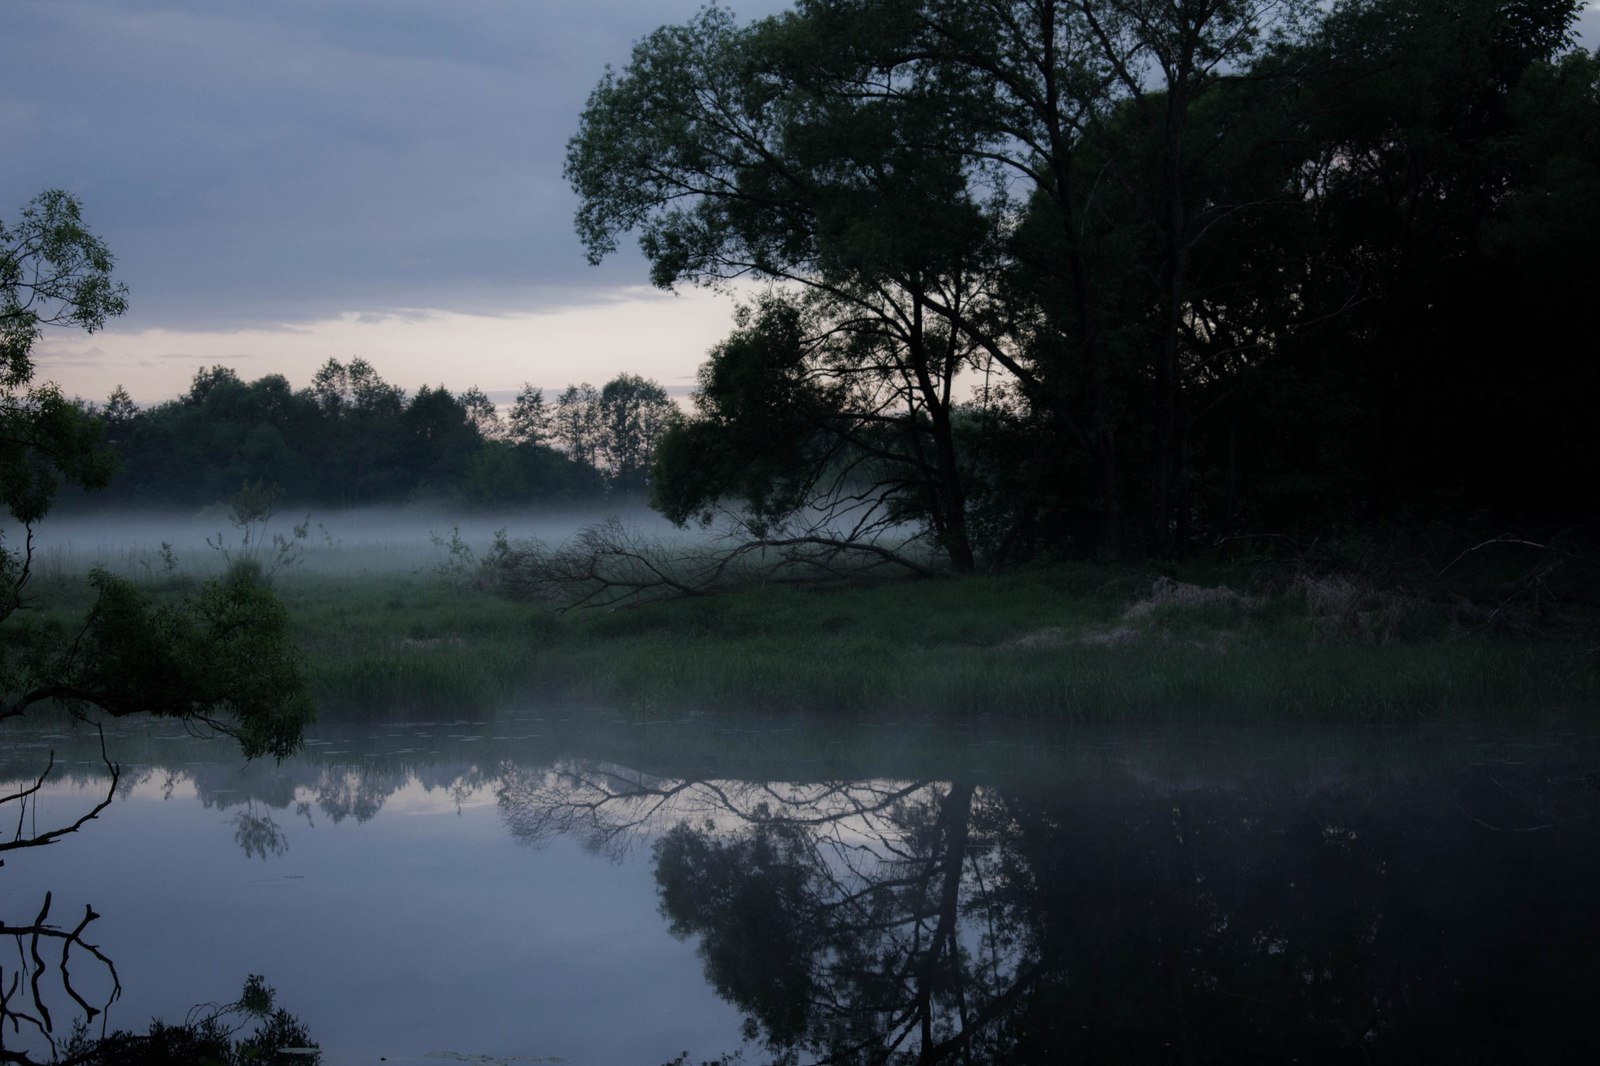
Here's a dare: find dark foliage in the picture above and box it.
[77,361,689,510]
[570,0,1599,565]
[81,360,607,510]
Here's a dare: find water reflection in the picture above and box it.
[232,803,290,860]
[2,731,123,1061]
[500,750,1600,1063]
[3,719,1598,1063]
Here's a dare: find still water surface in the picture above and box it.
[4,713,1598,1064]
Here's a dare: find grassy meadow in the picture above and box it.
[12,526,1597,726]
[292,565,1597,723]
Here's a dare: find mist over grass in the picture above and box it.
[12,522,1595,725]
[12,502,694,579]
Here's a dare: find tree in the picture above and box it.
[507,383,550,446]
[1,190,127,390]
[2,191,312,759]
[458,384,504,440]
[547,375,679,492]
[651,293,974,570]
[2,193,121,542]
[572,0,1596,562]
[568,4,1003,566]
[59,974,319,1065]
[1254,0,1597,524]
[551,382,602,468]
[100,384,136,425]
[3,192,315,1061]
[596,373,678,493]
[305,356,407,503]
[401,384,481,495]
[570,0,1294,561]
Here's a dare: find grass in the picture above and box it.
[285,559,1595,723]
[13,549,1596,724]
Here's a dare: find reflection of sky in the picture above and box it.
[376,776,500,815]
[4,751,981,1062]
[4,772,747,1065]
[10,715,1600,1061]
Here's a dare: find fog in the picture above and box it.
[8,503,697,580]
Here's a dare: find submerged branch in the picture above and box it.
[1,725,119,857]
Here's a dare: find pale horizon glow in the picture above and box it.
[36,285,745,406]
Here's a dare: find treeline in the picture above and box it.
[571,0,1600,567]
[79,358,678,509]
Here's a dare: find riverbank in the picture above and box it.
[279,560,1596,722]
[13,557,1595,723]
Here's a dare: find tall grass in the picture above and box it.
[14,547,1596,723]
[281,560,1597,723]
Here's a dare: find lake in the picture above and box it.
[4,712,1598,1064]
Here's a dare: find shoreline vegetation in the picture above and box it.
[301,556,1600,724]
[18,531,1597,726]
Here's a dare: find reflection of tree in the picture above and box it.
[1,891,121,1062]
[501,765,1023,1060]
[1,746,118,860]
[307,765,403,824]
[501,758,1600,1064]
[655,782,1020,1061]
[232,803,289,861]
[1,739,321,1064]
[2,729,122,1063]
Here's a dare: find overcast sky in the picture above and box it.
[6,1,1598,406]
[3,0,792,404]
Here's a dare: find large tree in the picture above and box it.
[568,0,1316,562]
[568,2,1004,568]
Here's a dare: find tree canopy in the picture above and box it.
[570,0,1600,566]
[78,362,684,511]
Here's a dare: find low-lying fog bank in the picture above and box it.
[7,503,696,578]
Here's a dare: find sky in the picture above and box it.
[2,0,792,406]
[5,1,1599,408]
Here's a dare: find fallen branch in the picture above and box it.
[491,514,934,611]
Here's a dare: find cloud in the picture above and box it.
[1,1,791,334]
[1580,5,1600,47]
